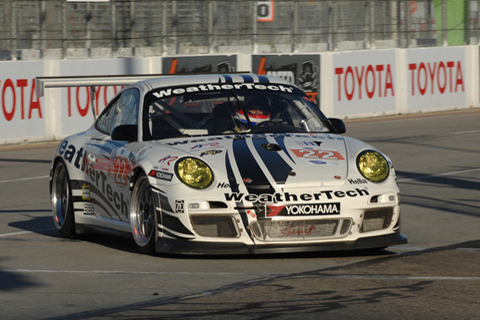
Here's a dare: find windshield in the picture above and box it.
[143,83,331,140]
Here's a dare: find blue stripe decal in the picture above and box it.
[222,74,233,83]
[274,135,296,164]
[233,138,274,195]
[257,75,270,84]
[225,151,240,193]
[252,137,292,185]
[241,75,254,83]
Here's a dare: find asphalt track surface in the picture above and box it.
[1,109,479,320]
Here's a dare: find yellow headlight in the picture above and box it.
[176,158,213,189]
[356,151,389,182]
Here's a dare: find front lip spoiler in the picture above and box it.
[155,232,408,256]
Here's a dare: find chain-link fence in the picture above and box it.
[0,0,478,61]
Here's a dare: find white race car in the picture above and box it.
[43,73,407,255]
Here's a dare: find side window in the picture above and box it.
[113,89,139,127]
[96,89,140,135]
[96,98,119,134]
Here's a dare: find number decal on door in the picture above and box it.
[114,156,129,185]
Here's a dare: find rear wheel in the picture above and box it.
[130,174,158,254]
[51,160,76,238]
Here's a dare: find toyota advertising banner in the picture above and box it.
[252,55,320,107]
[406,47,466,111]
[333,50,397,117]
[0,61,45,140]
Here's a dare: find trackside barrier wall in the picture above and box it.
[0,46,478,145]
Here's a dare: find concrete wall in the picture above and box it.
[1,46,478,145]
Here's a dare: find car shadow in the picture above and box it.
[6,212,398,260]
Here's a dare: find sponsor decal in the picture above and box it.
[217,182,239,189]
[157,155,177,172]
[308,160,327,165]
[348,178,368,185]
[200,150,223,157]
[151,83,294,99]
[82,184,91,200]
[89,166,129,218]
[225,188,369,203]
[246,209,257,219]
[58,140,86,171]
[83,203,95,216]
[296,141,322,147]
[291,148,345,161]
[175,200,185,213]
[158,155,178,166]
[267,202,340,216]
[282,225,317,236]
[58,141,130,218]
[148,170,174,182]
[191,142,223,150]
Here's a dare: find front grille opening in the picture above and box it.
[208,201,228,209]
[250,218,352,242]
[361,208,394,232]
[339,219,352,235]
[191,215,239,238]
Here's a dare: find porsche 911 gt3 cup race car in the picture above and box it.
[41,73,407,255]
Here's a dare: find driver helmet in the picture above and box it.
[235,97,271,126]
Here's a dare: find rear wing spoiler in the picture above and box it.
[35,74,171,120]
[35,72,248,120]
[34,74,174,98]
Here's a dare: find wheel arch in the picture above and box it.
[130,166,148,191]
[50,156,77,238]
[50,156,67,195]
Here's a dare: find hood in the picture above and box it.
[154,133,348,194]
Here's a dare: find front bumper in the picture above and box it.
[155,231,407,255]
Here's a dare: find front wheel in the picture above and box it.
[51,160,76,238]
[130,174,158,254]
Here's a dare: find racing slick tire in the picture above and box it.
[51,160,77,238]
[130,174,158,254]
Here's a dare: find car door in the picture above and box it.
[85,88,140,223]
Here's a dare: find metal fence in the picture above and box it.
[0,0,478,61]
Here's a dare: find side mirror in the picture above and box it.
[111,124,138,142]
[328,118,346,134]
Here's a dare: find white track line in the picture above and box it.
[0,175,49,184]
[0,229,55,238]
[320,275,480,281]
[0,230,38,238]
[1,269,479,281]
[452,129,480,135]
[0,269,265,277]
[397,168,480,183]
